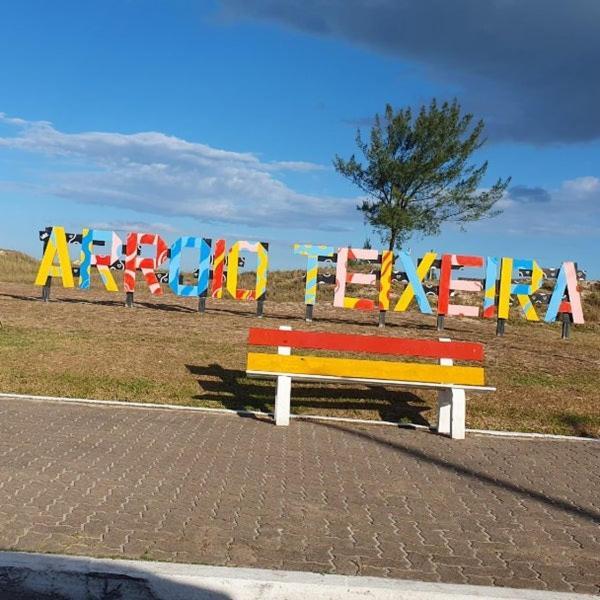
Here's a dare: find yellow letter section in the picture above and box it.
[34,226,74,288]
[247,353,484,386]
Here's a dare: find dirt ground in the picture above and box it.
[0,281,598,437]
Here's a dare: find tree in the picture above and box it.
[334,100,510,251]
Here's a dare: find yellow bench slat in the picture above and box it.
[247,353,485,386]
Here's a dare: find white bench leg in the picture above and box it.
[437,388,452,435]
[274,325,292,426]
[275,375,291,426]
[437,388,466,439]
[437,337,454,437]
[450,388,466,440]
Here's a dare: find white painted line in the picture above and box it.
[467,428,598,442]
[0,391,271,418]
[0,551,594,600]
[0,391,597,443]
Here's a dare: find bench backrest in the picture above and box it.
[247,328,487,387]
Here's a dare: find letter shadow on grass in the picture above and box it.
[0,291,127,308]
[55,295,198,313]
[202,305,459,332]
[0,292,197,314]
[186,363,432,427]
[1,292,460,333]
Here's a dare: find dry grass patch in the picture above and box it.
[0,249,40,283]
[0,278,598,437]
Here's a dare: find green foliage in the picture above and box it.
[334,99,510,250]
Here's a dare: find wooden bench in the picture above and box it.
[246,326,495,439]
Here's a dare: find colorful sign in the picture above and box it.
[34,226,586,325]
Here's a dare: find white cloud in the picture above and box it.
[0,112,29,126]
[484,177,600,237]
[0,114,353,230]
[265,160,326,172]
[88,220,181,235]
[2,114,598,243]
[562,176,600,195]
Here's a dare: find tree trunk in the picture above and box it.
[388,232,396,252]
[386,232,396,284]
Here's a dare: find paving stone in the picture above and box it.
[571,583,600,595]
[433,564,468,584]
[0,398,598,595]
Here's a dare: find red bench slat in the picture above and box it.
[248,328,484,361]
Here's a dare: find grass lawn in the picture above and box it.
[0,277,598,438]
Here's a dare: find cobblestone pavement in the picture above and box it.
[0,398,598,595]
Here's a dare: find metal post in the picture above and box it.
[436,315,445,331]
[378,310,386,328]
[256,298,265,318]
[40,235,51,302]
[42,277,52,302]
[197,296,206,313]
[125,292,134,308]
[305,304,314,323]
[496,318,505,336]
[561,312,571,339]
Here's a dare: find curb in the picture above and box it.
[0,551,595,600]
[0,391,597,443]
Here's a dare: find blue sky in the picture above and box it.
[0,0,598,276]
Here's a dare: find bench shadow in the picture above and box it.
[554,412,597,438]
[312,420,600,526]
[186,363,432,427]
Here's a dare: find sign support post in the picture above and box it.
[42,277,52,302]
[437,315,445,331]
[305,304,314,322]
[561,312,571,339]
[496,318,506,336]
[40,235,52,302]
